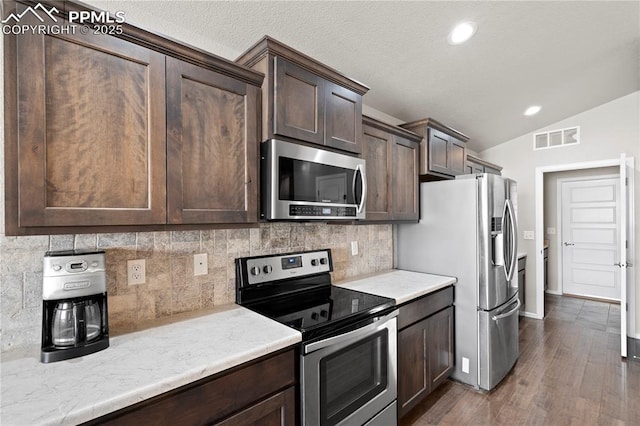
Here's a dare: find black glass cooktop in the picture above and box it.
[244,285,395,342]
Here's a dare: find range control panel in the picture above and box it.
[241,249,332,286]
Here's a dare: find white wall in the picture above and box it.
[480,91,640,332]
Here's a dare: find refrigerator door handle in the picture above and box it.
[505,199,518,282]
[499,201,509,279]
[492,298,521,321]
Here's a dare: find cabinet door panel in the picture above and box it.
[362,125,391,221]
[392,136,419,220]
[449,140,467,175]
[398,319,429,418]
[166,57,259,224]
[427,307,454,390]
[274,57,324,144]
[17,13,166,226]
[427,129,450,175]
[325,82,362,153]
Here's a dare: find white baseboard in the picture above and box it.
[520,311,543,320]
[545,289,562,295]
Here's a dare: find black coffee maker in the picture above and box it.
[41,250,109,363]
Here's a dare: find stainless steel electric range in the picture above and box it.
[236,249,398,426]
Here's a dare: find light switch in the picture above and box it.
[462,357,470,374]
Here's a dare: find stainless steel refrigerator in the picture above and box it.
[395,173,519,391]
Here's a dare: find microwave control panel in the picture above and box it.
[289,205,357,217]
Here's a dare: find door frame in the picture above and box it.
[555,173,620,297]
[535,158,635,344]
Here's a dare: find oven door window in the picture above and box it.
[279,158,360,204]
[319,329,388,425]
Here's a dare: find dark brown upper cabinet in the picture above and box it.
[4,0,263,235]
[166,57,259,225]
[466,154,503,175]
[12,12,167,228]
[362,116,421,222]
[236,36,368,154]
[400,118,469,180]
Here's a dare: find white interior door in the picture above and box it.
[561,177,621,300]
[619,153,632,358]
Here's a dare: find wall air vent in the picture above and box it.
[533,126,580,150]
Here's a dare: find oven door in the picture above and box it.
[262,139,367,220]
[301,310,397,426]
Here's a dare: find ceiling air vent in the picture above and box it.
[533,126,580,150]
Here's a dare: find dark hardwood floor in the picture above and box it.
[401,295,640,425]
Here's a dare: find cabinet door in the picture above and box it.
[449,139,467,176]
[467,159,484,175]
[216,387,295,426]
[325,81,362,153]
[518,268,526,311]
[166,57,259,224]
[16,13,166,227]
[427,129,451,176]
[362,125,391,221]
[398,318,429,418]
[391,135,419,221]
[273,57,325,145]
[426,306,454,391]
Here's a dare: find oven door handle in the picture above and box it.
[304,309,397,355]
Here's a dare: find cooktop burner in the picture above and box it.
[235,249,395,342]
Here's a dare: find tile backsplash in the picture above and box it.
[0,223,393,353]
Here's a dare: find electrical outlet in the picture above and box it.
[194,253,208,276]
[523,231,534,240]
[547,227,556,235]
[127,259,146,285]
[351,241,359,256]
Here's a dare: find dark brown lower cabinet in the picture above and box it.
[84,348,296,426]
[398,287,454,419]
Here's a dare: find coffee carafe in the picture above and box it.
[41,250,109,363]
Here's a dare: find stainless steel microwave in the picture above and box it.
[261,139,367,220]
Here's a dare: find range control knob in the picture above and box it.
[263,265,273,274]
[319,258,328,265]
[311,259,319,266]
[311,312,319,321]
[250,266,261,276]
[320,310,329,318]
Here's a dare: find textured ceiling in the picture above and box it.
[90,1,640,152]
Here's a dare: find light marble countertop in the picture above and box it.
[336,269,456,305]
[0,304,301,426]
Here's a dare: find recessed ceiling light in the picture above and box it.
[448,22,477,45]
[524,106,542,116]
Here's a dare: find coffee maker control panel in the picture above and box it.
[43,250,107,300]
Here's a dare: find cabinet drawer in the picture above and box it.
[88,349,296,425]
[398,286,454,330]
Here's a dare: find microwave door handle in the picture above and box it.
[353,164,367,214]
